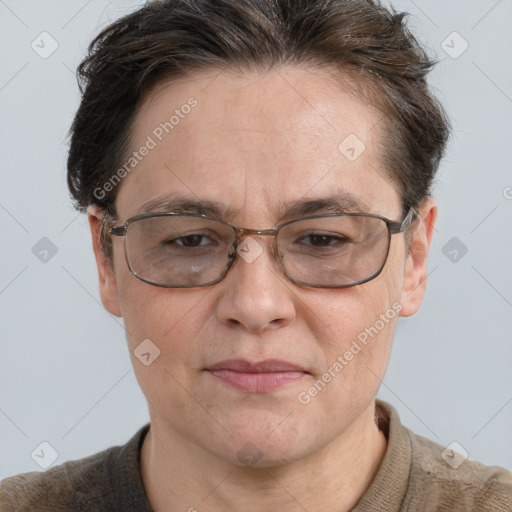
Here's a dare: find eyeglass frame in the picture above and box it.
[105,207,418,289]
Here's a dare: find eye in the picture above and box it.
[297,233,350,248]
[167,234,216,248]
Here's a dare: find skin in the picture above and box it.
[88,66,436,512]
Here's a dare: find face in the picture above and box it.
[89,66,435,467]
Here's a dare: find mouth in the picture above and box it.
[204,359,308,393]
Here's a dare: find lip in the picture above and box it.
[205,359,308,393]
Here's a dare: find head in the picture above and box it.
[68,0,449,467]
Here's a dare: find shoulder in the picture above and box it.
[0,424,151,512]
[406,428,512,511]
[370,401,512,511]
[0,445,118,511]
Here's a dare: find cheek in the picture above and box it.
[295,252,404,407]
[118,283,215,407]
[116,271,212,363]
[288,291,400,454]
[316,288,398,374]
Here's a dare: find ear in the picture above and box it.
[399,197,437,317]
[87,206,122,317]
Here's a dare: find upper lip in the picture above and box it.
[206,359,307,373]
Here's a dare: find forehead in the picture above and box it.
[115,66,400,222]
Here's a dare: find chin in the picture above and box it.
[209,417,316,468]
[223,438,306,469]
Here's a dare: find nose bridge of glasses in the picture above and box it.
[232,226,280,259]
[235,226,279,237]
[233,225,279,244]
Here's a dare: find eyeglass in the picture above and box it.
[106,208,418,289]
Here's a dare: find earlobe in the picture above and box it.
[88,206,123,317]
[399,198,437,317]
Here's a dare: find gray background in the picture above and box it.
[1,0,511,478]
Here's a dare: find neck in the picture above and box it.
[141,401,387,512]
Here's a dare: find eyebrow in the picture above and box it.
[137,190,371,222]
[139,196,235,218]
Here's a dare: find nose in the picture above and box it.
[215,235,296,333]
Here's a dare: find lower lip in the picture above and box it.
[207,370,306,392]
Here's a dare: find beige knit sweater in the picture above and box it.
[1,400,511,511]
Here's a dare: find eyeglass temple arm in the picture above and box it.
[389,208,419,234]
[109,226,127,237]
[103,214,126,237]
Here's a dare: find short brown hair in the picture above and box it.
[67,0,449,222]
